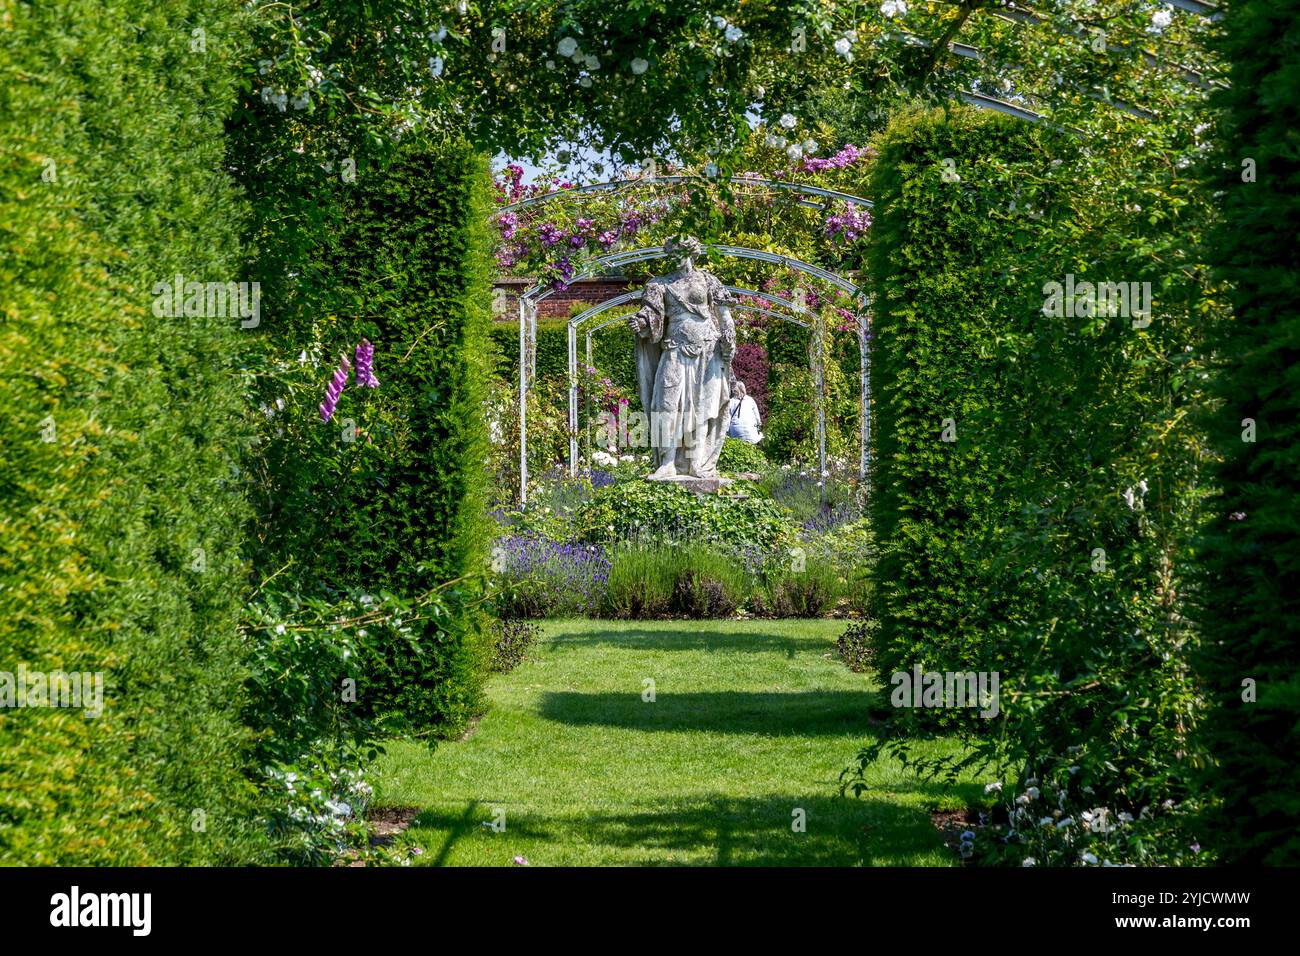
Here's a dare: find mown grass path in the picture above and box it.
[373,619,979,865]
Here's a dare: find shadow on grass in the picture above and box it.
[537,689,891,736]
[408,793,952,866]
[546,626,819,658]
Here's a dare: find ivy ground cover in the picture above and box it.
[372,620,979,866]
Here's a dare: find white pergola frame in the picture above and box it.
[516,244,870,505]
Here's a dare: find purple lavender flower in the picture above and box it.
[319,353,351,423]
[355,339,379,388]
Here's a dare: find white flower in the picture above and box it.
[630,57,649,75]
[429,56,444,78]
[431,25,448,43]
[1150,9,1172,31]
[779,113,797,129]
[725,24,744,43]
[765,132,785,148]
[1118,812,1134,823]
[984,781,1003,794]
[579,76,592,87]
[1123,487,1136,510]
[786,144,803,161]
[1022,857,1037,866]
[258,59,272,75]
[1056,816,1074,829]
[1081,851,1098,865]
[834,37,852,57]
[880,0,908,18]
[803,139,819,155]
[557,37,578,58]
[1039,816,1054,826]
[584,55,600,70]
[274,623,286,635]
[1025,787,1040,800]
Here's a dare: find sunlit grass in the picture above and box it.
[372,619,982,866]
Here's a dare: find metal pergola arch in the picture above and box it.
[497,175,875,216]
[516,244,870,505]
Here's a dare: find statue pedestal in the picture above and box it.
[648,474,733,495]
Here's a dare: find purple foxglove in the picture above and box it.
[355,339,379,388]
[320,353,351,422]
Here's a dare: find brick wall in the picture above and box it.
[493,276,634,321]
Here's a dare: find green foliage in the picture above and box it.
[489,318,639,397]
[490,619,541,673]
[1193,0,1300,866]
[837,621,875,674]
[577,481,793,550]
[718,437,769,475]
[763,357,859,466]
[0,0,262,863]
[249,140,495,738]
[852,105,1217,865]
[864,107,1043,705]
[600,542,750,619]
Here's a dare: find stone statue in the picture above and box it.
[627,236,737,484]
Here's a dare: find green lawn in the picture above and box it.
[372,619,981,866]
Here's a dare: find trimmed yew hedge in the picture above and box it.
[864,108,1044,718]
[1194,0,1300,866]
[0,0,261,864]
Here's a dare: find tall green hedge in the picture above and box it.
[1195,0,1300,865]
[0,0,261,863]
[865,108,1042,713]
[252,140,496,736]
[859,106,1214,861]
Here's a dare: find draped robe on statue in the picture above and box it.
[631,268,736,479]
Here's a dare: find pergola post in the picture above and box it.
[814,310,827,500]
[568,321,579,477]
[585,331,594,465]
[858,306,871,491]
[518,297,529,505]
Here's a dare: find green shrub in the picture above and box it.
[863,108,1041,702]
[578,480,794,550]
[836,621,875,674]
[718,437,769,475]
[248,139,495,738]
[490,619,541,673]
[1193,0,1300,866]
[600,541,752,619]
[0,0,262,864]
[850,106,1215,866]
